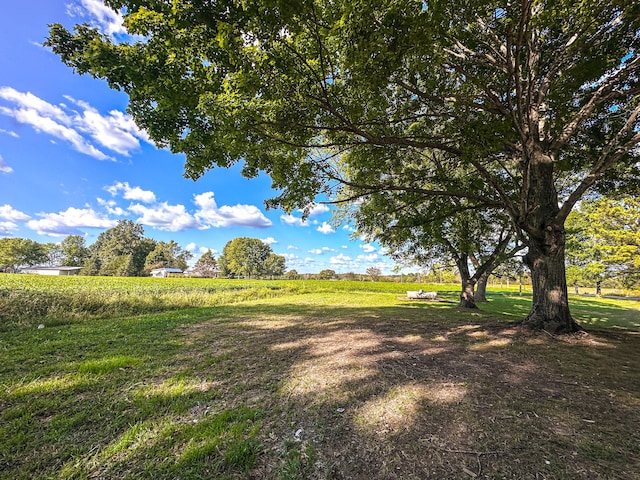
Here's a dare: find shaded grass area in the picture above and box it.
[1,283,639,479]
[478,291,640,331]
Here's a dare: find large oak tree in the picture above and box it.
[47,0,640,332]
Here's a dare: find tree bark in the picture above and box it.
[475,269,492,302]
[459,277,478,309]
[456,255,478,309]
[520,154,581,333]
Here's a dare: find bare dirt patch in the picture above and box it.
[176,301,640,479]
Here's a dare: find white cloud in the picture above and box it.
[330,253,352,265]
[65,96,151,155]
[281,213,309,227]
[360,243,377,253]
[262,236,278,245]
[0,87,150,161]
[287,245,299,250]
[0,221,19,235]
[128,202,201,232]
[309,246,335,255]
[343,224,356,232]
[341,245,349,249]
[198,246,218,255]
[66,0,126,37]
[96,197,126,216]
[317,222,335,234]
[357,253,379,262]
[0,129,18,138]
[186,242,197,252]
[194,192,272,228]
[299,203,330,217]
[106,182,156,203]
[26,207,116,236]
[0,205,30,221]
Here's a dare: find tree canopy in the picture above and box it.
[218,237,285,278]
[566,196,640,291]
[46,0,640,332]
[0,238,48,272]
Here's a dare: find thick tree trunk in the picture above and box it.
[522,237,580,333]
[455,254,478,309]
[459,277,478,309]
[520,153,581,333]
[475,269,492,302]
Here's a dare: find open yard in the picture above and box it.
[1,275,639,479]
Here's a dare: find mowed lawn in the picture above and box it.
[1,276,639,479]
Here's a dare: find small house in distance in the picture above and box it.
[150,267,183,278]
[20,266,83,276]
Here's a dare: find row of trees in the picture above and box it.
[0,223,287,280]
[0,220,192,277]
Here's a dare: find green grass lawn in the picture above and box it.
[1,275,639,479]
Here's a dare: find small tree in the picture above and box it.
[317,269,337,280]
[263,253,286,279]
[366,267,381,282]
[285,269,300,280]
[190,250,219,278]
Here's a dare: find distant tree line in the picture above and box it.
[0,221,287,279]
[0,220,193,277]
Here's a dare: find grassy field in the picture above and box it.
[1,274,639,479]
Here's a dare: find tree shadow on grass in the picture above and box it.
[3,299,639,479]
[169,301,640,479]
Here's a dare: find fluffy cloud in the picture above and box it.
[330,253,352,265]
[0,221,19,235]
[360,243,377,253]
[0,87,150,161]
[317,222,335,234]
[65,96,151,155]
[262,237,278,245]
[0,205,30,222]
[128,202,202,232]
[106,182,156,203]
[96,198,126,216]
[357,253,379,262]
[300,203,330,217]
[27,207,116,236]
[281,213,309,227]
[195,192,272,228]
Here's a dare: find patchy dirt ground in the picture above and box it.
[177,297,640,479]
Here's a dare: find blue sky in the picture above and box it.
[0,0,401,274]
